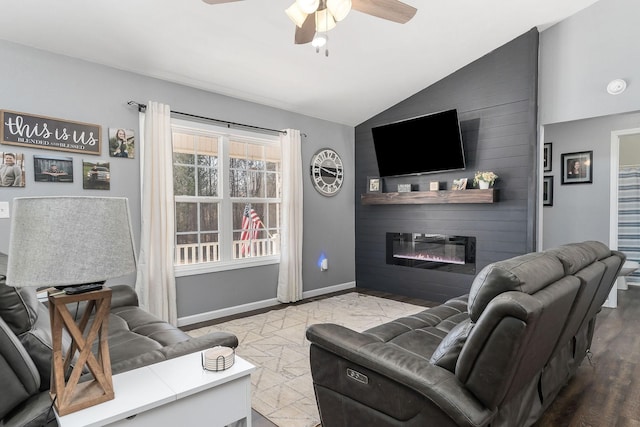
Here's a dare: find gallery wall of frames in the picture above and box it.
[542,141,594,208]
[0,110,135,190]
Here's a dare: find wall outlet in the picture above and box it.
[321,258,328,271]
[0,201,9,219]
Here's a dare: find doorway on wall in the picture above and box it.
[609,127,640,308]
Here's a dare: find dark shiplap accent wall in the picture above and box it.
[355,29,539,303]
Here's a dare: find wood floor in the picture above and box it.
[192,287,640,427]
[534,286,640,427]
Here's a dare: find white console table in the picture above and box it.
[55,352,255,427]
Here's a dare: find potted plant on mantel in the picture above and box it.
[474,171,498,189]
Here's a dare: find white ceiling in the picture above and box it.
[0,0,600,127]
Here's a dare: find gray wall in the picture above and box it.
[0,40,355,322]
[538,0,640,126]
[539,0,640,249]
[354,29,539,303]
[542,112,640,248]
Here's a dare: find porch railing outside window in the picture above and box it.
[175,237,280,265]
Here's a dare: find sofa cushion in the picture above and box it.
[1,253,72,390]
[110,305,191,345]
[468,252,565,322]
[0,253,39,336]
[579,240,612,260]
[545,243,598,275]
[0,317,40,419]
[430,318,474,372]
[361,295,468,361]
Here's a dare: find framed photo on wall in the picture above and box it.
[543,176,553,206]
[108,128,135,158]
[543,143,552,172]
[33,155,73,183]
[367,176,381,193]
[83,160,111,190]
[0,151,26,187]
[561,151,593,184]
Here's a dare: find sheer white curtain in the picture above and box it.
[277,129,304,303]
[135,101,177,325]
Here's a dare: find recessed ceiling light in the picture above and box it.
[607,79,627,95]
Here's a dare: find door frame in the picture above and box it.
[606,126,640,307]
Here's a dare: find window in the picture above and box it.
[172,119,281,274]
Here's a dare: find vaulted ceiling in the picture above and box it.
[0,0,600,126]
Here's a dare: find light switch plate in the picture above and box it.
[0,201,9,218]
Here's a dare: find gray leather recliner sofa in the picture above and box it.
[0,252,238,427]
[306,241,624,427]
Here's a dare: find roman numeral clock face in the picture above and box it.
[310,148,344,196]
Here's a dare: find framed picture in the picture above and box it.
[33,154,73,183]
[367,176,381,193]
[0,151,26,187]
[1,110,101,155]
[83,160,111,190]
[451,178,467,190]
[561,151,593,185]
[109,128,135,158]
[543,143,552,172]
[543,176,553,206]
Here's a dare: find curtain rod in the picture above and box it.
[127,101,306,137]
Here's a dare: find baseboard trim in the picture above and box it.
[177,281,356,327]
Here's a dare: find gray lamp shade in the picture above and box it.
[5,196,137,288]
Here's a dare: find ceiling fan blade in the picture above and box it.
[201,0,244,4]
[352,0,417,24]
[295,14,316,45]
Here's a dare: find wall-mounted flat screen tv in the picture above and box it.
[371,109,465,177]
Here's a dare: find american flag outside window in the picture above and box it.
[240,204,262,255]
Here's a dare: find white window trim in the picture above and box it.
[172,118,281,277]
[175,254,281,277]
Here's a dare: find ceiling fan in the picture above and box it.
[202,0,417,46]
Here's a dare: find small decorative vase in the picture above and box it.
[479,181,490,189]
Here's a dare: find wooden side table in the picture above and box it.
[48,287,114,416]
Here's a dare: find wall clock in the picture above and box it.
[310,148,344,197]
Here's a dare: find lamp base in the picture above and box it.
[49,287,114,416]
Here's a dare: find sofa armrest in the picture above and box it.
[159,332,239,359]
[108,331,239,376]
[306,323,493,427]
[108,284,139,308]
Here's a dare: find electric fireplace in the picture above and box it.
[386,233,476,274]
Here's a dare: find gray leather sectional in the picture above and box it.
[306,241,624,427]
[0,252,238,427]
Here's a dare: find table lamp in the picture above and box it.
[5,196,137,416]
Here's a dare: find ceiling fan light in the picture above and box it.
[312,33,327,48]
[326,0,351,21]
[285,3,308,27]
[315,9,336,32]
[295,0,319,14]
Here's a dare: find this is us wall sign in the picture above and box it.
[0,110,101,155]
